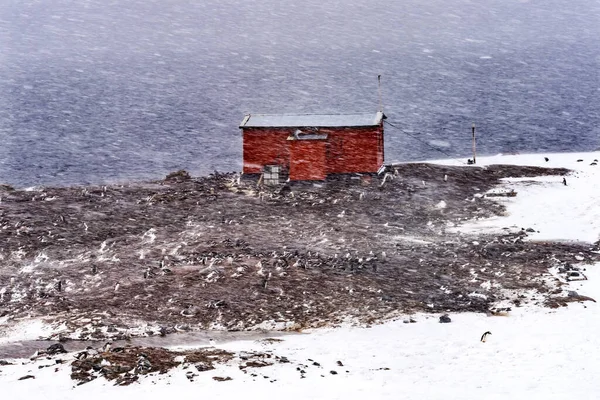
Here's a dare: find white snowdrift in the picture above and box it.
[433,151,600,243]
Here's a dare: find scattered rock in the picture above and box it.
[241,360,272,369]
[212,376,232,382]
[566,271,587,281]
[279,185,292,196]
[186,371,198,381]
[330,370,338,375]
[439,314,452,323]
[18,375,35,380]
[259,338,284,344]
[114,373,138,386]
[46,343,68,355]
[165,170,191,181]
[194,361,214,372]
[488,307,511,316]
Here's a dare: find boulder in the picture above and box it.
[439,314,452,323]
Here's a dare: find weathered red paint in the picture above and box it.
[290,140,327,181]
[242,128,291,174]
[241,122,384,180]
[322,126,384,174]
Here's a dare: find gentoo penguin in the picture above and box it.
[480,331,492,343]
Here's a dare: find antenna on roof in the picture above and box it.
[377,75,383,112]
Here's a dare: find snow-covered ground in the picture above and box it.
[433,151,600,244]
[2,152,600,399]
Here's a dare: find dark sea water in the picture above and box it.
[1,0,599,188]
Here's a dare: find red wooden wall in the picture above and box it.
[242,124,384,179]
[322,126,384,174]
[242,128,291,174]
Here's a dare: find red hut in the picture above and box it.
[239,112,385,181]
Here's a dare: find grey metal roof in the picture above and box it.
[240,112,385,128]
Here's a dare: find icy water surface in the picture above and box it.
[0,330,293,359]
[0,0,599,187]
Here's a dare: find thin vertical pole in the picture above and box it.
[377,75,382,112]
[472,123,477,164]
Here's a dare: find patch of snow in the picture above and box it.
[141,228,156,244]
[0,318,56,345]
[435,152,600,243]
[7,265,600,399]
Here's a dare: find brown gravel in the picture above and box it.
[1,163,597,338]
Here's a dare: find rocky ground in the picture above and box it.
[12,339,294,386]
[0,163,598,341]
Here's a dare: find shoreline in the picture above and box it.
[3,150,598,192]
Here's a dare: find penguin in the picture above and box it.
[562,177,567,186]
[91,264,97,275]
[380,251,387,263]
[480,331,492,343]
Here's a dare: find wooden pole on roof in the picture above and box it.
[472,123,477,164]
